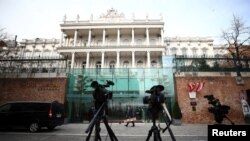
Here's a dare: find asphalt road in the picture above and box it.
[0,123,208,141]
[0,133,207,141]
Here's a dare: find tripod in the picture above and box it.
[146,104,176,141]
[85,102,118,141]
[213,114,235,125]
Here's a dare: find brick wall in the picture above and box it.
[175,76,250,124]
[0,78,67,105]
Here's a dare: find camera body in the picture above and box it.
[143,85,166,119]
[143,85,165,105]
[91,80,114,104]
[204,94,230,123]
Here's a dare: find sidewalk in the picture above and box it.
[57,123,208,137]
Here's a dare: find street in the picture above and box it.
[0,123,208,141]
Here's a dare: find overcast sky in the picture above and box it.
[0,0,250,44]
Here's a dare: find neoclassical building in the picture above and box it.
[165,36,214,57]
[0,9,219,122]
[56,9,214,69]
[57,8,165,69]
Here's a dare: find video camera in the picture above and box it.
[204,94,231,124]
[143,85,165,105]
[91,80,114,100]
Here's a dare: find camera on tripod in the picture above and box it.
[143,85,177,141]
[91,80,114,101]
[204,94,234,124]
[204,95,230,115]
[86,80,118,141]
[143,85,165,105]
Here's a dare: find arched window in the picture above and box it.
[122,39,129,45]
[170,47,177,55]
[150,39,156,45]
[137,60,143,68]
[96,40,102,46]
[181,47,187,57]
[96,61,101,68]
[109,39,116,46]
[202,47,208,56]
[192,47,198,57]
[110,61,116,68]
[82,61,86,68]
[136,39,143,45]
[123,61,129,68]
[151,60,157,68]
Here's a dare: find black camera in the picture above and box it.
[143,85,165,105]
[204,94,231,124]
[91,80,114,102]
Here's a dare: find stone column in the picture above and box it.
[117,28,120,46]
[73,29,78,47]
[64,36,67,47]
[147,51,151,68]
[131,28,134,46]
[86,52,90,68]
[161,28,164,46]
[87,29,92,46]
[60,31,64,47]
[65,37,69,47]
[41,45,45,57]
[102,29,106,46]
[162,51,165,56]
[146,28,149,46]
[71,52,75,69]
[132,51,135,68]
[101,51,105,68]
[116,51,120,68]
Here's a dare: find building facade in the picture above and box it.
[4,9,239,123]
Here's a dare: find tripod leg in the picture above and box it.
[86,125,94,141]
[155,128,162,141]
[167,127,176,141]
[146,127,154,141]
[94,121,101,141]
[103,117,118,141]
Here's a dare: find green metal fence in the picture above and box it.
[173,55,250,72]
[66,68,175,122]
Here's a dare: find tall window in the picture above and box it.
[82,61,86,68]
[96,40,102,46]
[96,61,101,68]
[137,60,143,68]
[181,47,187,57]
[123,61,129,68]
[150,39,156,45]
[202,47,208,56]
[170,47,177,55]
[136,39,143,45]
[151,60,157,68]
[123,39,129,45]
[109,61,116,68]
[192,47,198,57]
[109,39,116,46]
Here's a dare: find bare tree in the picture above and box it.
[222,15,250,76]
[0,28,8,47]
